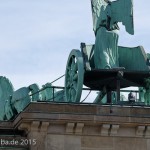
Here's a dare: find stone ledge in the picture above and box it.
[0,121,13,130]
[1,103,150,139]
[24,102,150,117]
[11,102,150,128]
[24,102,150,118]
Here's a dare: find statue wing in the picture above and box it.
[91,0,108,32]
[110,0,134,35]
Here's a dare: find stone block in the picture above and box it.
[114,137,147,150]
[145,126,150,138]
[110,125,120,136]
[101,124,110,136]
[40,122,49,132]
[30,121,40,132]
[136,126,145,137]
[64,135,81,150]
[46,135,64,150]
[75,123,84,134]
[81,136,113,149]
[48,124,65,134]
[66,123,75,134]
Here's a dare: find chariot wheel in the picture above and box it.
[65,49,84,102]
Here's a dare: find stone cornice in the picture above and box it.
[12,102,150,127]
[1,102,150,139]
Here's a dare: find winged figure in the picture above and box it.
[91,0,134,69]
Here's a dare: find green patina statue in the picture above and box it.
[4,83,41,120]
[0,76,64,121]
[1,0,150,121]
[64,0,150,103]
[91,0,134,69]
[41,83,55,101]
[144,78,150,105]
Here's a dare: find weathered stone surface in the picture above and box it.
[64,135,81,150]
[0,147,28,150]
[46,135,64,150]
[81,136,113,149]
[1,103,150,150]
[114,138,147,150]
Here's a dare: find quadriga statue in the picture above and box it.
[0,76,65,121]
[5,83,40,120]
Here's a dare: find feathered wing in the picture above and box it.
[91,0,108,32]
[111,0,134,35]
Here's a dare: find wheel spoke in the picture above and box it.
[68,89,71,101]
[73,81,77,90]
[72,62,77,72]
[73,73,78,81]
[67,67,71,77]
[71,57,75,70]
[66,81,71,88]
[71,89,76,101]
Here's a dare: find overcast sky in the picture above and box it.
[0,0,150,91]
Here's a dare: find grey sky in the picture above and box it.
[0,0,150,90]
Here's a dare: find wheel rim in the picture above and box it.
[65,49,84,102]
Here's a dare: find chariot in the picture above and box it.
[64,0,150,103]
[64,43,150,103]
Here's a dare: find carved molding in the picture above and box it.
[145,126,150,138]
[40,122,49,132]
[136,126,145,137]
[30,121,40,132]
[110,125,120,136]
[75,123,84,134]
[66,123,75,134]
[101,124,111,136]
[18,123,31,134]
